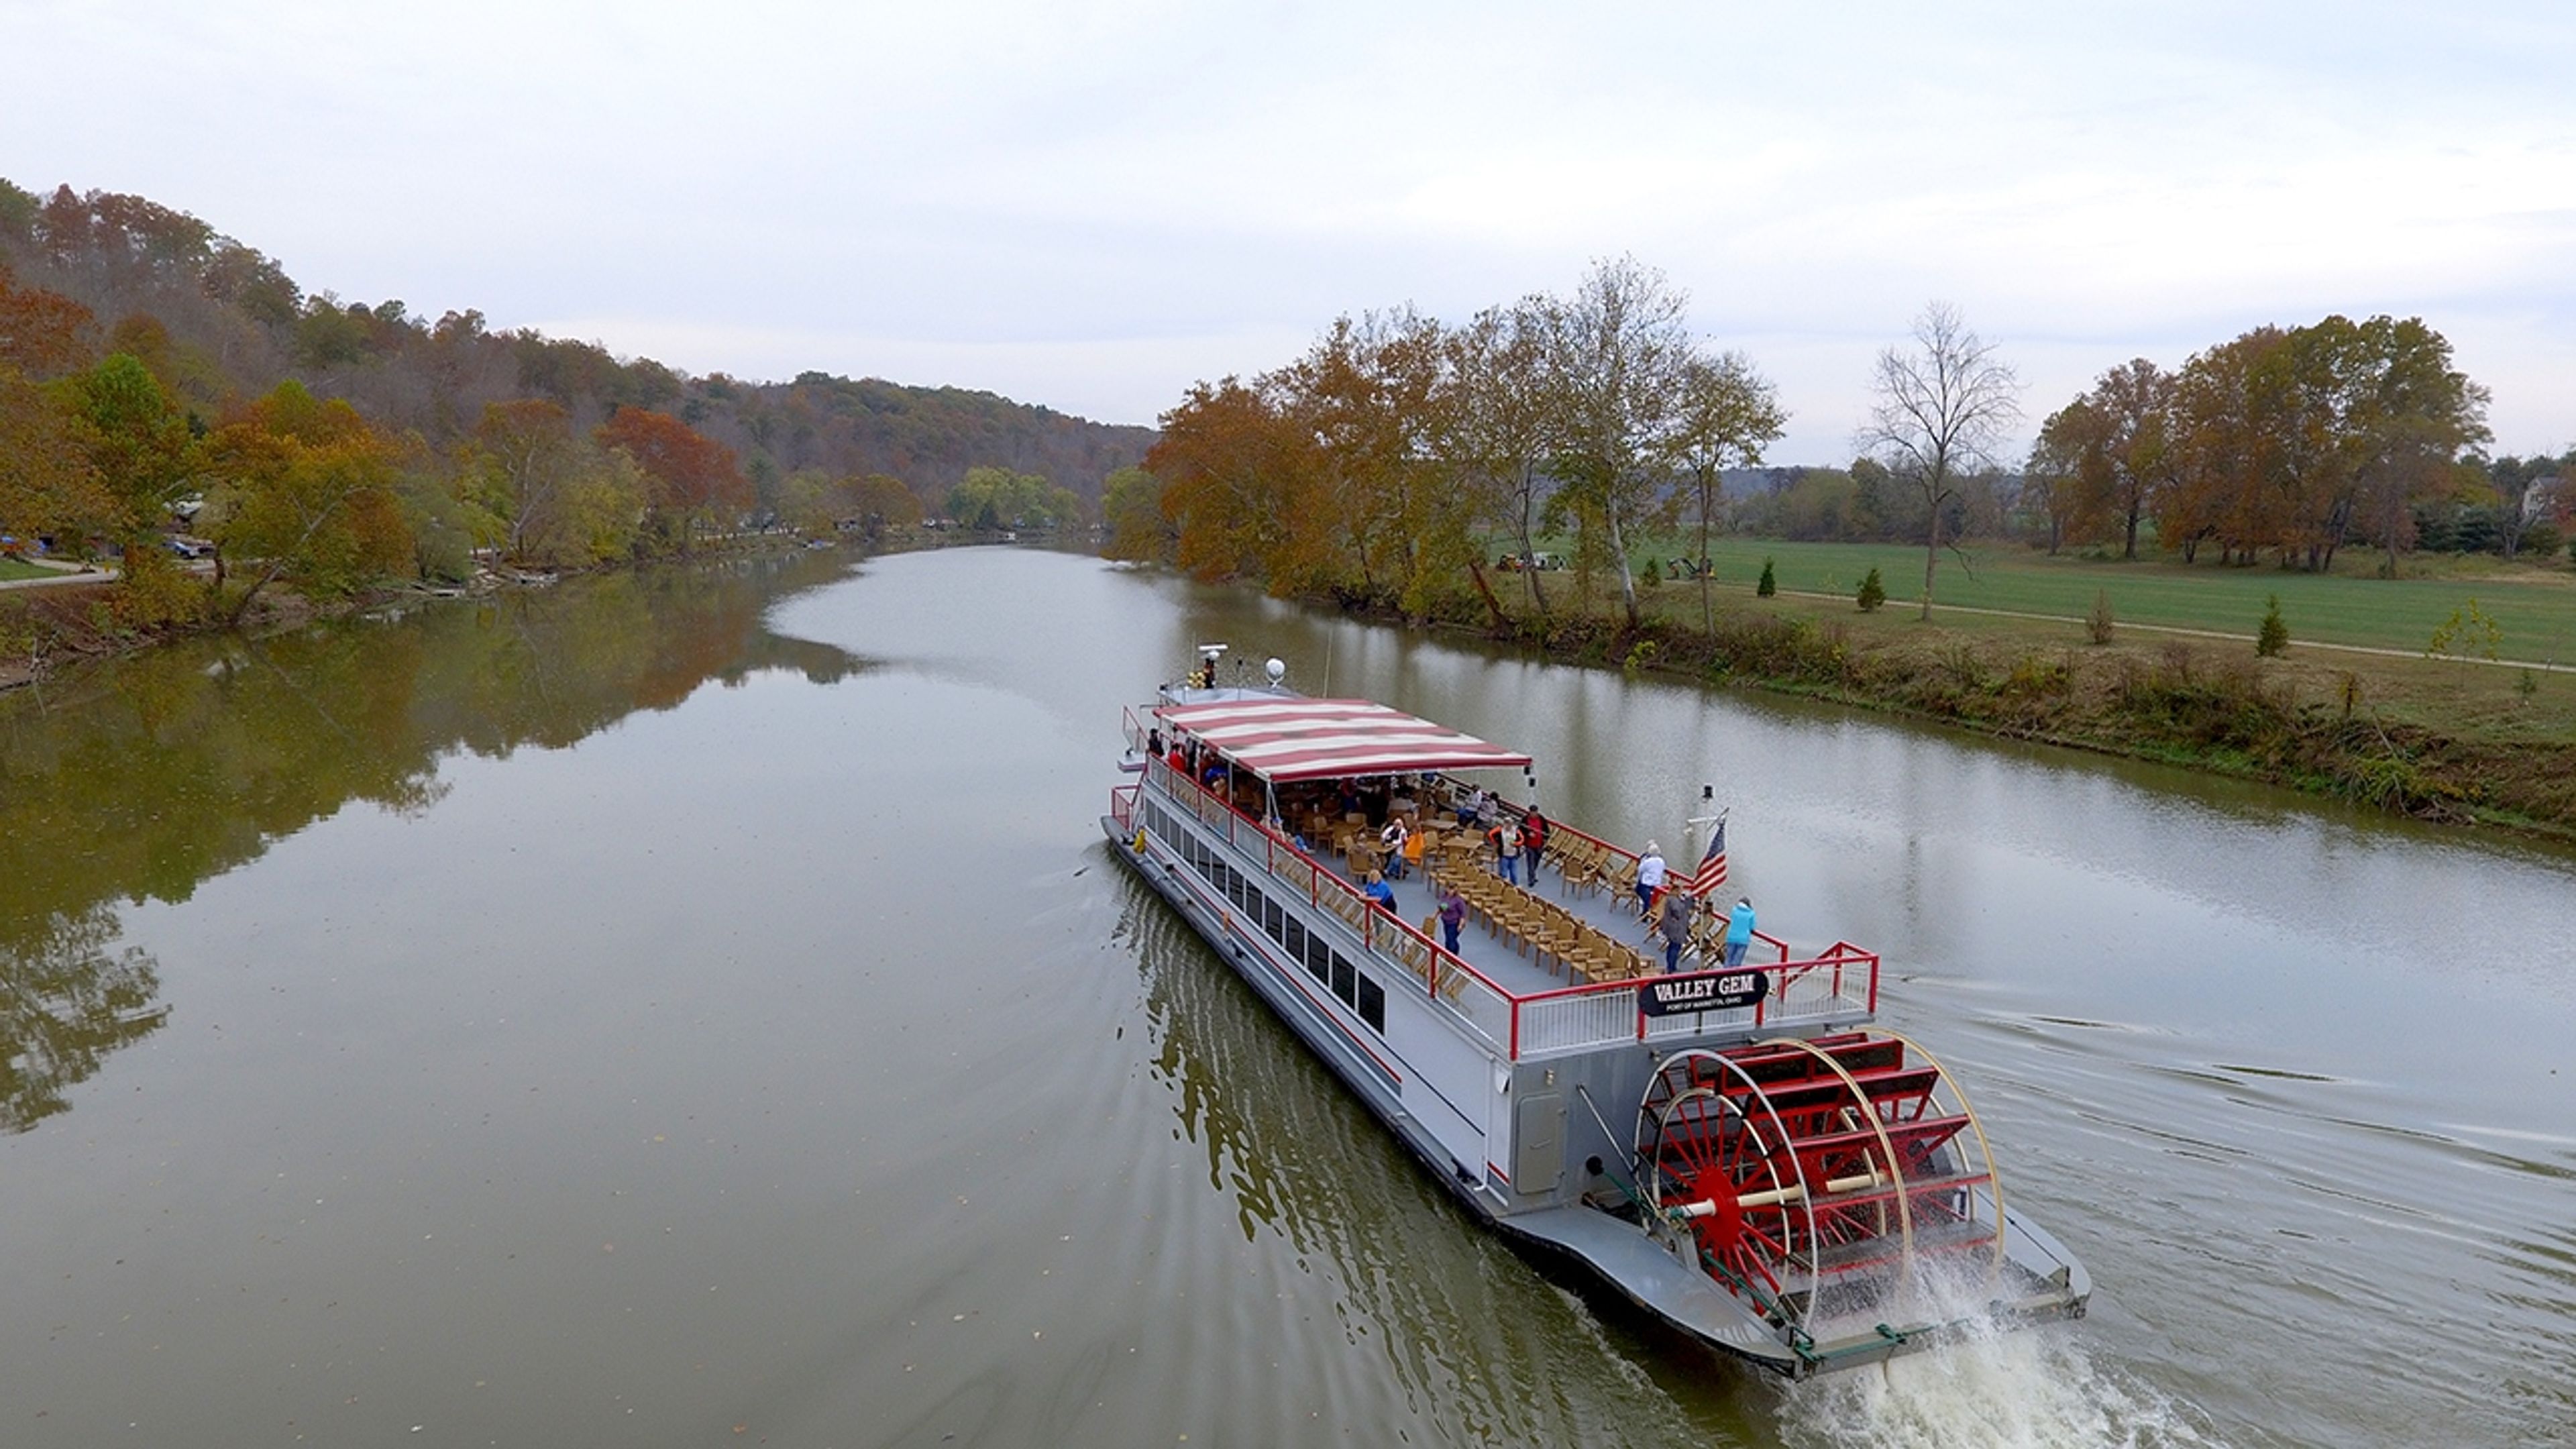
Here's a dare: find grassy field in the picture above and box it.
[1592,535,2576,663]
[0,557,62,582]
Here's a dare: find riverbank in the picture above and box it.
[0,532,859,696]
[1312,574,2576,842]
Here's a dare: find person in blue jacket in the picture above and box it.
[1363,871,1397,912]
[1723,897,1756,967]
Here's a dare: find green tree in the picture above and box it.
[2257,595,2290,657]
[1100,464,1172,562]
[1756,557,1777,598]
[946,466,1077,532]
[1857,567,1885,612]
[52,352,191,554]
[201,381,413,619]
[1669,348,1786,633]
[1542,256,1693,630]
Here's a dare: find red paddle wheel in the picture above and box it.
[1635,1032,2006,1332]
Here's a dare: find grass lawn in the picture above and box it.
[1600,535,2576,663]
[1679,580,2576,745]
[0,557,60,582]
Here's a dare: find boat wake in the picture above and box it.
[1775,1274,2220,1449]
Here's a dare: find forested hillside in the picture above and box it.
[0,180,1153,513]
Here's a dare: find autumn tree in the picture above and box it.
[2335,317,2489,576]
[1858,303,2021,619]
[851,474,922,532]
[201,381,413,619]
[2025,399,2102,555]
[0,266,95,378]
[594,406,749,553]
[1147,376,1320,588]
[1668,348,1786,632]
[0,369,115,540]
[2072,358,2175,560]
[1281,309,1460,614]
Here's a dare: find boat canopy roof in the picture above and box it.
[1155,698,1531,783]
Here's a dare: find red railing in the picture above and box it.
[1118,755,1878,1061]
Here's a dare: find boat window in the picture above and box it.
[1303,932,1330,981]
[1330,953,1357,1008]
[1285,918,1307,960]
[1356,975,1386,1032]
[1263,898,1285,942]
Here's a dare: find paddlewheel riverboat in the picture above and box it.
[1105,648,2089,1377]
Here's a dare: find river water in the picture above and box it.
[2,546,2569,1448]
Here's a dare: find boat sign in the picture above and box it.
[1639,969,1768,1016]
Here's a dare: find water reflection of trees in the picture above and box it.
[1111,874,1744,1447]
[0,905,169,1133]
[0,550,865,1132]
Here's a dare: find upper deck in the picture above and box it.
[1115,701,1880,1063]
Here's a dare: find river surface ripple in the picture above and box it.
[1,546,2569,1448]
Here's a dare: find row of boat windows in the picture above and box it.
[1141,801,1388,1034]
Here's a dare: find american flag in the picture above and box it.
[1686,816,1729,897]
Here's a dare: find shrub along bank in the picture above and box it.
[1314,578,2576,841]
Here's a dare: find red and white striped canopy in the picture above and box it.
[1157,698,1531,783]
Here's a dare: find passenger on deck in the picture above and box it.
[1492,820,1521,885]
[1635,842,1667,917]
[1460,786,1488,829]
[1363,871,1397,912]
[1660,889,1694,973]
[1520,809,1549,884]
[1438,885,1466,953]
[1725,897,1757,967]
[1379,816,1410,879]
[1146,727,1163,759]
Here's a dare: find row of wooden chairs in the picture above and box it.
[1431,865,1654,985]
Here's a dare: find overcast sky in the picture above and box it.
[8,1,2571,462]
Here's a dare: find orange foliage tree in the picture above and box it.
[0,368,115,540]
[0,266,95,379]
[594,406,749,551]
[203,381,413,619]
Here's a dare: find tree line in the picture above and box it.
[1110,256,1787,632]
[1116,270,2557,629]
[2025,317,2550,574]
[0,179,1151,607]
